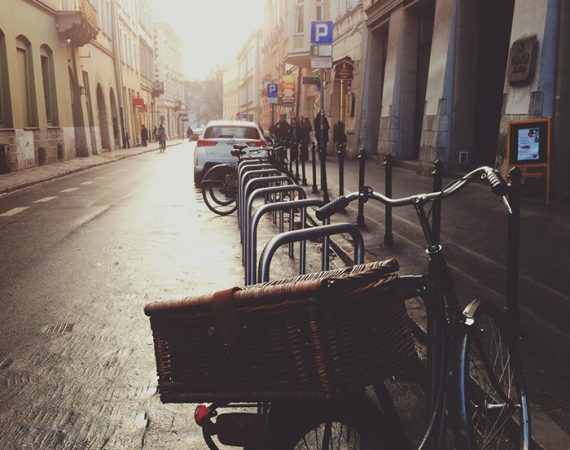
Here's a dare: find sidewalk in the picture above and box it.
[1,145,568,448]
[302,155,570,448]
[0,140,183,196]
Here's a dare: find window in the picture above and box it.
[295,0,304,34]
[316,0,323,20]
[204,126,259,139]
[40,45,58,126]
[0,30,11,127]
[16,36,37,128]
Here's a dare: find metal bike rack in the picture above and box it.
[248,198,327,285]
[241,175,294,239]
[238,169,282,233]
[237,163,275,228]
[242,185,307,278]
[258,223,365,283]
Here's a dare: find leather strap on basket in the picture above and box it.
[212,287,241,347]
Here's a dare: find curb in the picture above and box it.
[0,141,183,196]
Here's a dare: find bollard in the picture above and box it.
[356,147,366,227]
[383,153,394,246]
[319,143,330,203]
[507,167,522,337]
[431,160,443,243]
[311,142,318,194]
[337,143,345,196]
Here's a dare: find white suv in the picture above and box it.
[193,120,267,186]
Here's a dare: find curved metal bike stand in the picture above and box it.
[243,186,307,281]
[237,163,273,222]
[241,175,294,244]
[249,198,326,285]
[258,222,365,283]
[238,169,282,233]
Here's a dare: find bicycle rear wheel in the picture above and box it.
[454,300,530,450]
[267,396,392,450]
[201,164,238,215]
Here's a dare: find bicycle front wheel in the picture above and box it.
[201,164,238,215]
[454,300,530,450]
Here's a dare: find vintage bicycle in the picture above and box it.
[146,166,530,450]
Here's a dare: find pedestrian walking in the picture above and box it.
[157,124,166,152]
[141,125,148,147]
[186,125,193,141]
[299,116,312,185]
[125,131,130,149]
[272,114,291,147]
[314,111,330,154]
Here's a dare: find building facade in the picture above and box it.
[153,22,186,138]
[361,0,568,200]
[0,0,122,174]
[237,29,263,123]
[222,63,239,121]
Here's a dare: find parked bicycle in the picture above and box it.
[200,144,290,216]
[148,166,530,450]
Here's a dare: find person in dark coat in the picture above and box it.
[272,114,291,147]
[314,111,330,153]
[141,125,148,147]
[298,116,312,161]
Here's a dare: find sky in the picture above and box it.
[151,0,265,80]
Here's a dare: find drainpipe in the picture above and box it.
[110,1,127,149]
[554,0,568,196]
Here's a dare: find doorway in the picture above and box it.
[96,84,110,151]
[472,0,515,165]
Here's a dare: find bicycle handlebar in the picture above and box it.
[315,166,511,221]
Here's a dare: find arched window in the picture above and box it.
[16,35,37,127]
[40,45,58,126]
[0,30,12,128]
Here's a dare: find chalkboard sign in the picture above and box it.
[506,118,551,203]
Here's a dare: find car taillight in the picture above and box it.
[197,139,217,147]
[247,140,267,148]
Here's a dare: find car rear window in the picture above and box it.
[204,126,260,139]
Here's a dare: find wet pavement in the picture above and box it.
[0,142,570,449]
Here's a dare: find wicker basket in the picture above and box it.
[144,259,417,403]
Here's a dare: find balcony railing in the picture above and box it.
[56,0,99,47]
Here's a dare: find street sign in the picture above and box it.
[310,44,332,57]
[268,97,278,104]
[311,57,333,69]
[302,76,319,85]
[266,82,279,98]
[311,21,333,45]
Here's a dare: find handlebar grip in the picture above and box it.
[483,167,508,197]
[315,196,349,221]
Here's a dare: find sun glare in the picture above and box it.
[151,0,265,80]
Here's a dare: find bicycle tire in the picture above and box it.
[201,165,238,216]
[267,396,392,450]
[454,300,530,450]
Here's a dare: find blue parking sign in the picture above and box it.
[267,83,279,98]
[311,21,333,45]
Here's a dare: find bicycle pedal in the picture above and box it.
[216,413,265,447]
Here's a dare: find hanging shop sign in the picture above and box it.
[506,117,551,203]
[507,36,538,86]
[334,60,354,81]
[280,74,296,105]
[133,97,145,107]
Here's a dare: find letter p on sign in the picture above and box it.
[311,21,333,45]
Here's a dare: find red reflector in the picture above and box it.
[247,140,267,148]
[197,139,217,147]
[194,405,209,426]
